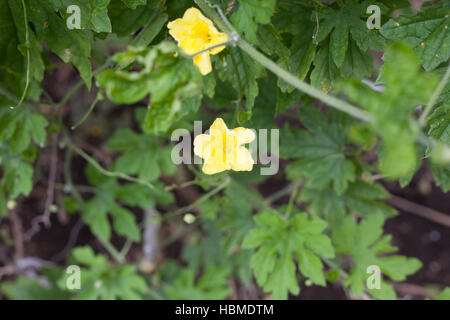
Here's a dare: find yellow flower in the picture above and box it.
[167,7,228,75]
[194,118,256,175]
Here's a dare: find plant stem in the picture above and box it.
[264,183,294,206]
[98,237,125,264]
[13,0,30,110]
[119,239,133,259]
[162,177,230,221]
[68,143,157,191]
[419,62,450,126]
[284,182,300,220]
[189,41,234,58]
[55,62,111,111]
[230,51,243,126]
[164,180,198,191]
[71,93,102,130]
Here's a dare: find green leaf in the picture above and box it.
[50,0,112,33]
[163,264,231,299]
[62,247,147,299]
[435,66,450,105]
[96,42,203,134]
[0,1,44,102]
[278,26,316,93]
[109,0,159,37]
[243,210,334,299]
[66,164,173,241]
[27,0,93,87]
[231,0,276,44]
[300,180,396,226]
[311,36,340,91]
[271,1,311,35]
[341,40,373,80]
[428,104,450,145]
[381,2,450,71]
[332,214,422,299]
[257,24,290,62]
[340,43,438,177]
[219,179,258,250]
[0,109,48,155]
[1,267,71,300]
[312,1,384,90]
[120,0,147,10]
[281,107,356,195]
[429,162,450,193]
[107,129,175,181]
[1,158,34,199]
[275,89,302,115]
[218,47,265,118]
[434,288,450,300]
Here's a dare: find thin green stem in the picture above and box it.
[55,62,111,111]
[264,183,294,206]
[162,177,230,221]
[13,0,30,109]
[230,52,243,126]
[284,182,300,220]
[189,41,234,58]
[164,180,198,191]
[419,62,450,126]
[98,237,125,264]
[64,145,83,203]
[119,239,133,260]
[68,143,157,191]
[323,258,349,278]
[71,93,102,130]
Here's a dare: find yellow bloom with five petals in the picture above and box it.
[194,118,256,175]
[167,7,228,75]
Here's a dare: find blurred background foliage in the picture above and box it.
[0,0,449,300]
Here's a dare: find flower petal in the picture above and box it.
[210,118,228,132]
[193,52,212,75]
[193,134,212,158]
[233,127,256,145]
[167,18,185,43]
[183,7,209,25]
[208,32,229,55]
[230,147,255,171]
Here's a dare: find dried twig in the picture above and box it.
[386,195,450,228]
[8,209,24,261]
[392,282,439,299]
[43,134,58,226]
[225,0,236,15]
[24,134,59,241]
[140,207,160,273]
[51,219,84,262]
